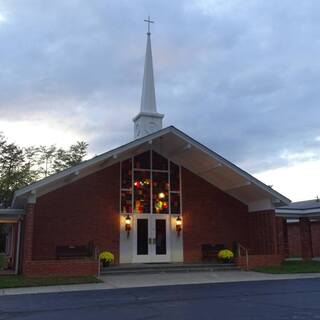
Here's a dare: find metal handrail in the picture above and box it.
[238,243,249,271]
[94,247,100,277]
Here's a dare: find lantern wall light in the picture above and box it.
[125,215,132,237]
[176,216,182,236]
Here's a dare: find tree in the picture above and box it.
[37,145,57,177]
[0,133,89,208]
[52,141,88,173]
[0,136,38,208]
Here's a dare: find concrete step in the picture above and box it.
[100,263,239,275]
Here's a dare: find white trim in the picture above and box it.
[171,128,290,205]
[12,126,290,207]
[276,208,320,215]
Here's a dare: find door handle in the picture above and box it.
[152,238,156,245]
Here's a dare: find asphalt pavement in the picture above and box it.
[0,278,320,319]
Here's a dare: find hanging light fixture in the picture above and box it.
[176,216,182,235]
[125,215,132,237]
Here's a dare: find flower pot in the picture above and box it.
[102,260,110,268]
[222,258,232,264]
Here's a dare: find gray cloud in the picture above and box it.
[1,0,320,173]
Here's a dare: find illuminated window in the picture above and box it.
[120,151,181,214]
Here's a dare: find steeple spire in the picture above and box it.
[140,22,156,113]
[133,17,164,139]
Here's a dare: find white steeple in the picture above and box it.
[133,17,164,139]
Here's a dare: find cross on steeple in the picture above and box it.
[144,16,154,35]
[133,15,164,139]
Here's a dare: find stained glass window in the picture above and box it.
[170,193,180,214]
[134,151,150,169]
[133,171,151,213]
[152,151,168,170]
[121,151,181,214]
[121,158,132,189]
[152,172,169,214]
[121,190,132,213]
[170,162,180,191]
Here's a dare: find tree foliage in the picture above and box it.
[0,133,88,208]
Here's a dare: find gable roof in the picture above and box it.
[12,126,291,210]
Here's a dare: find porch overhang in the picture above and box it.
[0,209,25,223]
[275,200,320,219]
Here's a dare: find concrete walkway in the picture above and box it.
[1,270,320,296]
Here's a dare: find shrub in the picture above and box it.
[99,251,114,263]
[218,249,234,261]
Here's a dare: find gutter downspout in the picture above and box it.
[14,218,22,274]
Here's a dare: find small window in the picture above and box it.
[170,162,180,191]
[121,190,132,213]
[121,158,132,189]
[134,151,150,169]
[170,193,181,214]
[152,151,168,171]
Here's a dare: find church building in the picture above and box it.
[2,23,315,277]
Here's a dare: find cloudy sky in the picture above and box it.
[0,0,320,201]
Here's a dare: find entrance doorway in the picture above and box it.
[120,150,182,264]
[133,214,170,263]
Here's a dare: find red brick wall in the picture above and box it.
[31,163,120,263]
[23,259,98,277]
[312,221,320,257]
[248,211,285,255]
[182,168,250,262]
[287,222,302,257]
[287,221,320,258]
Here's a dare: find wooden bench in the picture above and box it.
[56,242,94,259]
[201,243,225,262]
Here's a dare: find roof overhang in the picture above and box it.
[276,199,320,218]
[276,208,320,218]
[12,126,290,211]
[0,209,25,223]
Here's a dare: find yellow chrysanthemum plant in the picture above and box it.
[99,251,114,267]
[217,249,234,263]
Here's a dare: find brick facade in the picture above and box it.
[31,163,120,263]
[287,221,320,258]
[311,221,320,257]
[20,162,286,275]
[248,211,285,255]
[181,168,283,262]
[182,168,250,262]
[287,222,302,257]
[23,259,98,277]
[299,218,313,261]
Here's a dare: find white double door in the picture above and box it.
[133,214,171,263]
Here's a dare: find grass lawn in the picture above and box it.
[254,260,320,274]
[0,275,102,289]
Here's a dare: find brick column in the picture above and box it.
[299,218,313,261]
[22,203,36,272]
[282,219,289,258]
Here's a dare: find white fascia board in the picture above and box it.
[170,127,291,205]
[12,125,290,208]
[0,209,25,215]
[276,208,320,216]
